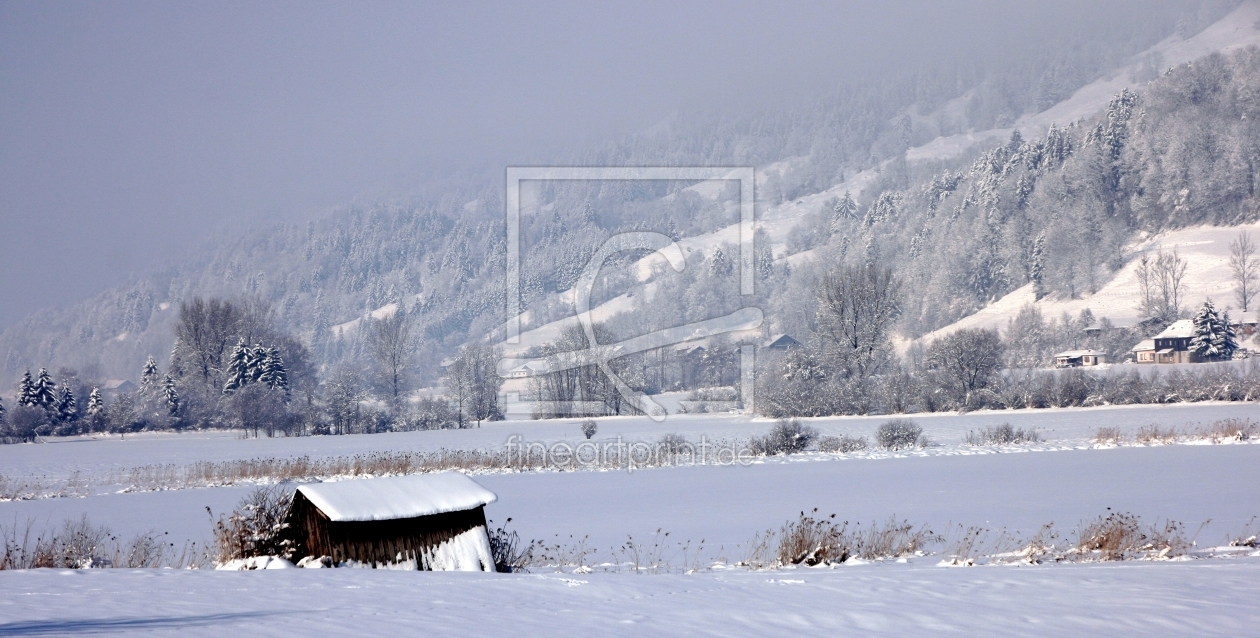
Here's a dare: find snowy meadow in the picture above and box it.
[2,403,1259,635]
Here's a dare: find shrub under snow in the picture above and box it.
[876,419,924,450]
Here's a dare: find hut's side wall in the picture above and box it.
[285,493,491,569]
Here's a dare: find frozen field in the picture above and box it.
[1,401,1255,482]
[3,561,1260,637]
[1,402,1258,636]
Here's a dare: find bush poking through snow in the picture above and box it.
[656,433,690,456]
[818,434,868,453]
[211,486,296,566]
[487,518,535,573]
[1070,511,1190,561]
[1093,426,1125,445]
[580,420,598,440]
[876,419,924,450]
[965,423,1039,446]
[756,510,941,568]
[750,419,818,455]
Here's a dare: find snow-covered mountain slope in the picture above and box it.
[908,1,1260,163]
[908,222,1260,349]
[498,3,1260,356]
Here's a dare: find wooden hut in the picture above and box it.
[284,473,498,570]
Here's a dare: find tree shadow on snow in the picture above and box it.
[0,611,288,635]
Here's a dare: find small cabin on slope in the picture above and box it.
[284,473,498,570]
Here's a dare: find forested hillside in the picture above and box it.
[0,2,1248,391]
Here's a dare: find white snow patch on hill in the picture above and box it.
[908,222,1260,349]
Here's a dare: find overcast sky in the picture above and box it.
[0,0,1191,328]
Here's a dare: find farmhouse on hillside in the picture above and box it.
[1131,319,1196,364]
[284,473,498,570]
[1054,349,1107,367]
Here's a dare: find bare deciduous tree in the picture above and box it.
[447,343,503,427]
[367,310,413,410]
[926,328,1004,401]
[1136,248,1188,321]
[816,264,902,378]
[171,298,243,390]
[1229,231,1258,314]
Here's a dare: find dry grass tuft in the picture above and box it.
[1093,426,1126,445]
[1069,511,1190,561]
[1,516,207,570]
[1135,424,1178,444]
[1191,418,1256,443]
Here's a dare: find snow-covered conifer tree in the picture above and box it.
[831,191,857,228]
[57,385,78,423]
[87,387,104,416]
[140,356,160,391]
[163,374,180,416]
[223,338,250,394]
[32,368,57,411]
[1190,300,1237,362]
[244,343,266,385]
[17,370,35,407]
[259,347,289,394]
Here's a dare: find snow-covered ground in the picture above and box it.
[1,403,1258,635]
[3,560,1259,637]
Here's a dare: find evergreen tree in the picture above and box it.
[163,374,180,416]
[87,387,104,417]
[223,338,250,394]
[17,370,35,407]
[243,343,266,385]
[831,191,858,228]
[32,368,57,411]
[140,356,160,391]
[259,347,289,394]
[0,394,6,427]
[57,385,78,423]
[1190,301,1237,361]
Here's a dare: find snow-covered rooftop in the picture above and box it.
[1055,350,1104,357]
[297,473,497,522]
[1130,339,1155,352]
[1155,319,1195,339]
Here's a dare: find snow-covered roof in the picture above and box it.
[296,473,497,522]
[1130,339,1155,352]
[1154,319,1195,339]
[1055,349,1104,357]
[764,334,801,348]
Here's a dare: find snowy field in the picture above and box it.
[3,561,1260,637]
[2,402,1259,635]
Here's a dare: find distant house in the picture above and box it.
[1130,339,1157,364]
[1231,320,1258,337]
[1054,349,1107,367]
[99,379,137,399]
[283,473,498,570]
[505,361,548,379]
[674,343,706,357]
[763,334,801,351]
[1153,319,1196,364]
